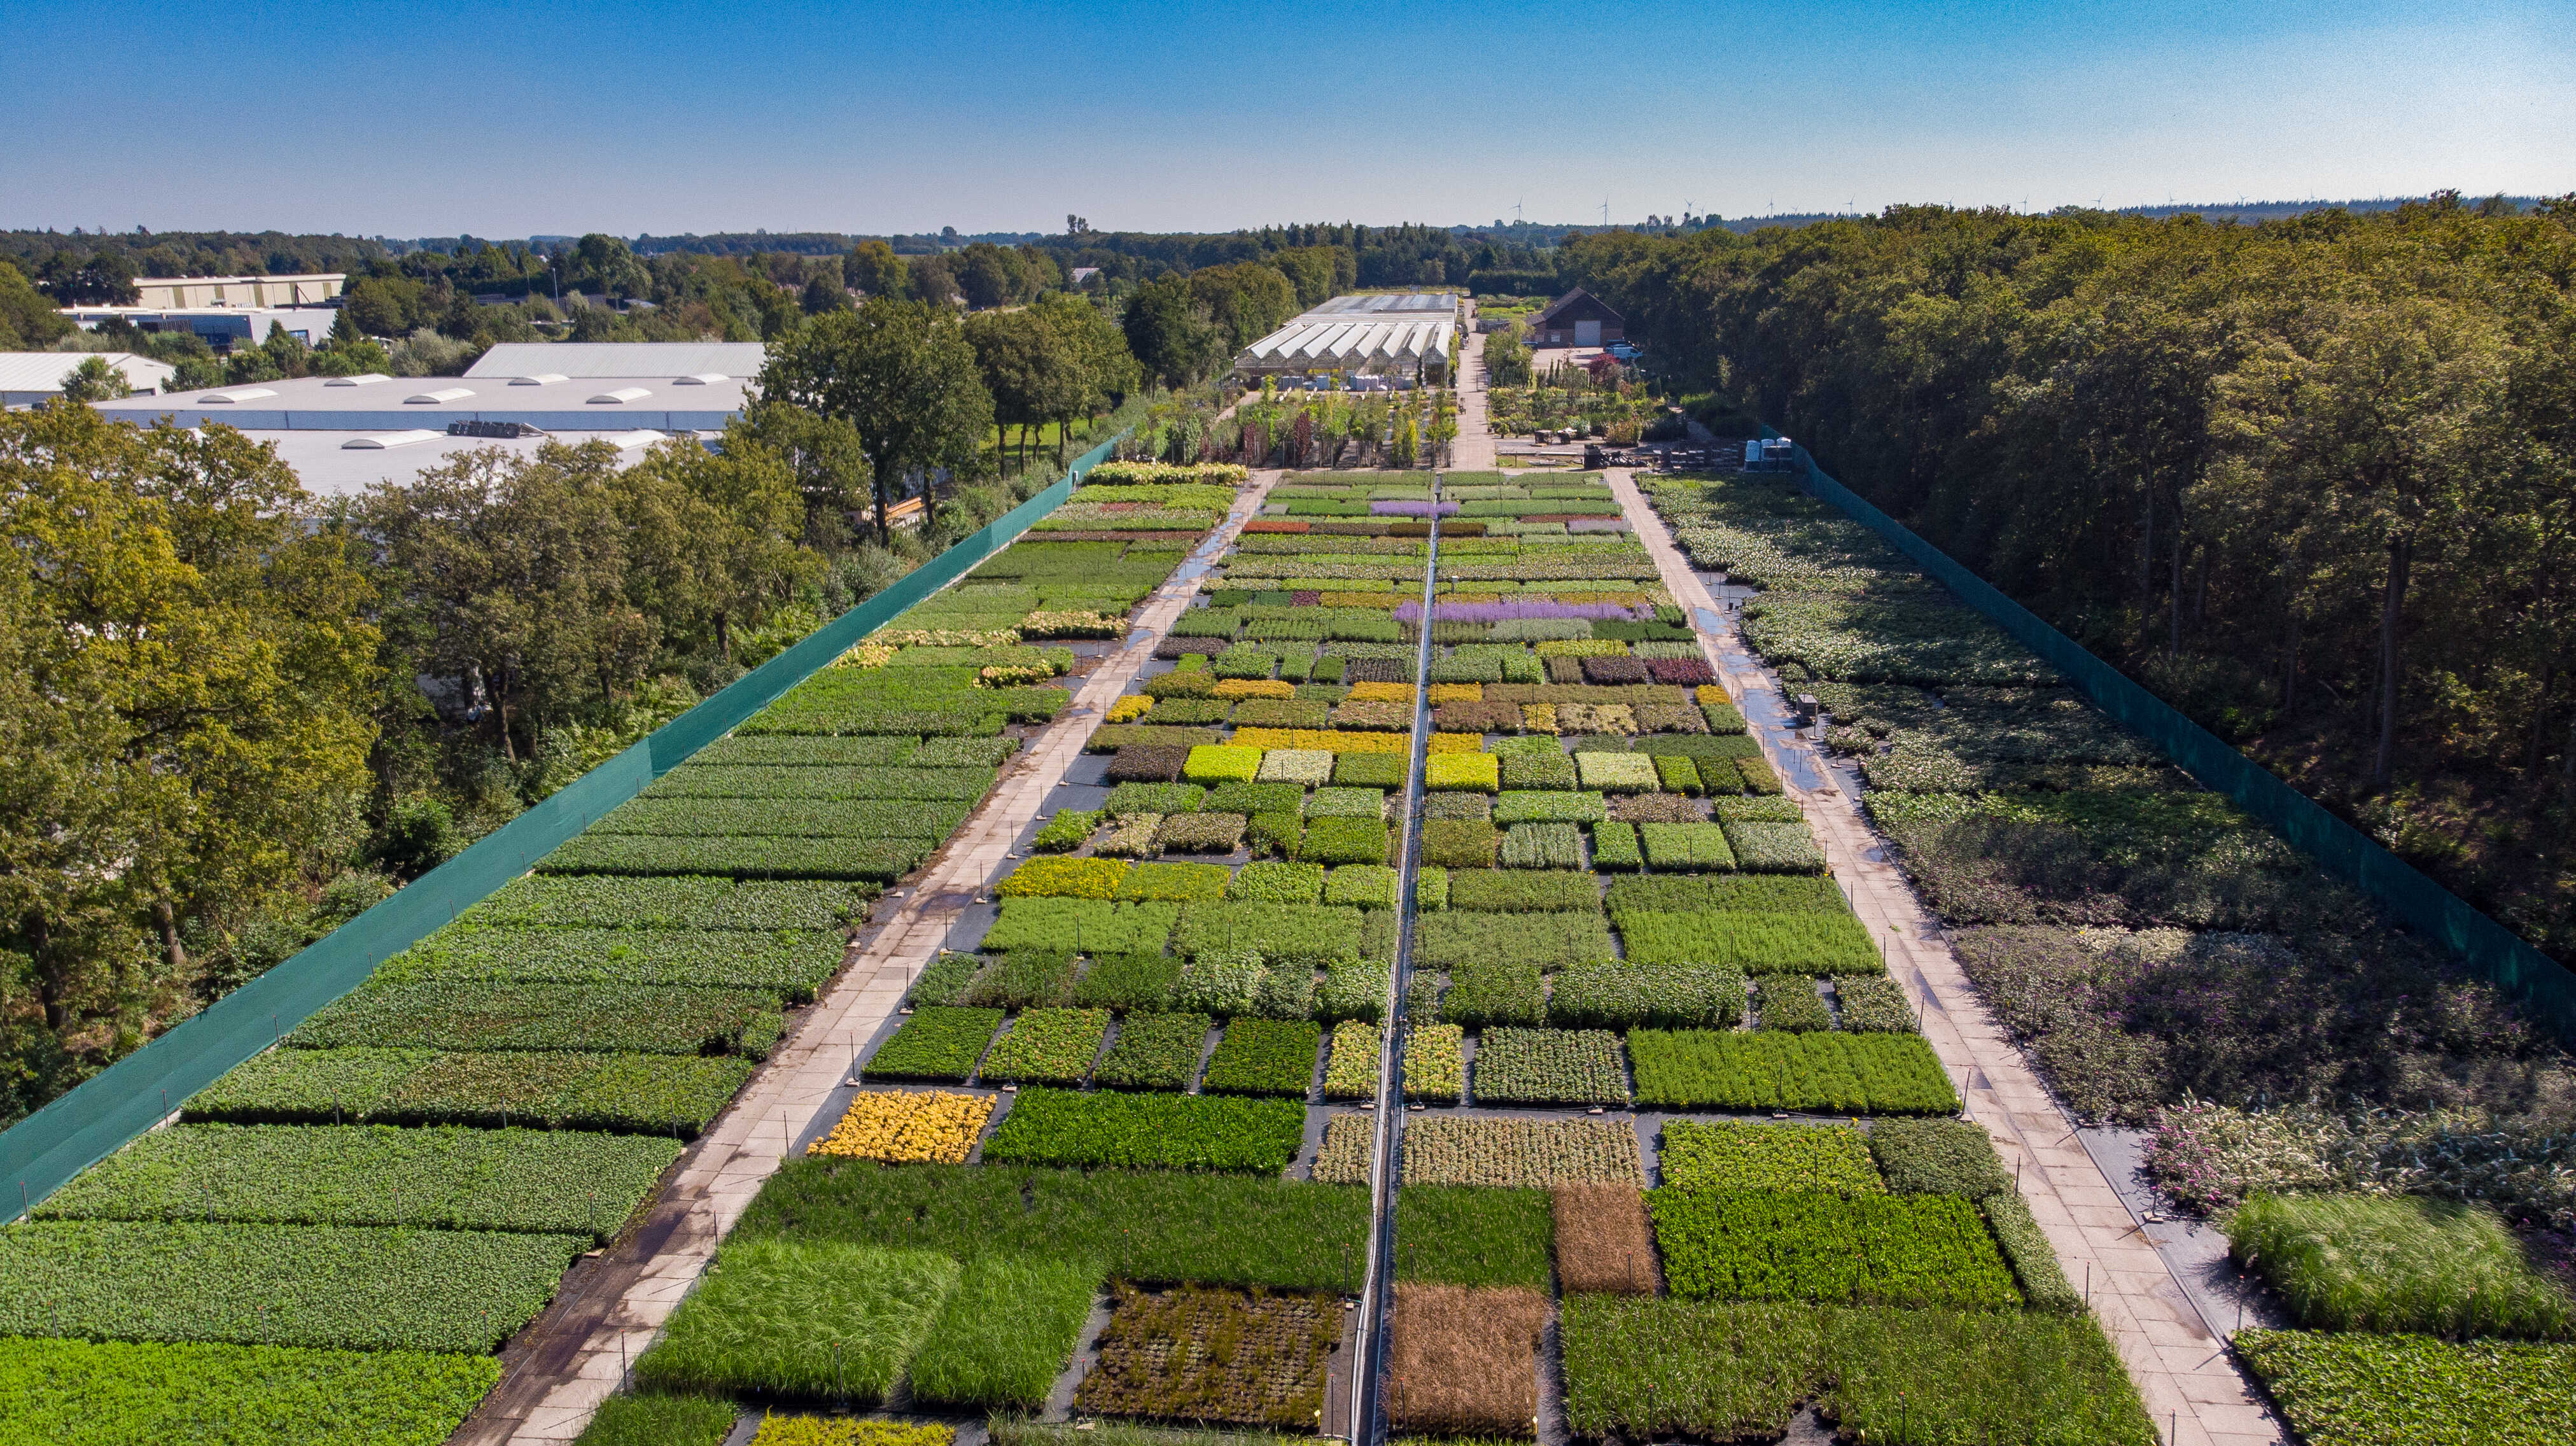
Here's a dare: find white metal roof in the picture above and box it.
[230,428,683,498]
[0,351,178,395]
[463,342,769,379]
[92,372,749,432]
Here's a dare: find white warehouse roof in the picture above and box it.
[230,428,684,498]
[0,351,177,404]
[464,342,769,379]
[92,372,748,432]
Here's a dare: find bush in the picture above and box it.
[1322,1019,1381,1098]
[1103,782,1206,817]
[1332,751,1410,787]
[1658,1121,1882,1194]
[1117,862,1231,903]
[1448,869,1601,912]
[1404,1024,1465,1102]
[1575,752,1660,793]
[1032,809,1101,852]
[1246,810,1301,858]
[1590,820,1642,870]
[1201,1019,1322,1097]
[1095,813,1164,858]
[541,834,933,882]
[1613,910,1880,974]
[1628,1031,1959,1114]
[1721,820,1826,873]
[1474,1028,1629,1106]
[1639,822,1736,871]
[906,1254,1103,1408]
[1300,815,1390,865]
[1646,1190,2020,1309]
[1493,790,1607,824]
[38,1123,678,1243]
[1255,748,1336,785]
[1323,864,1401,910]
[1319,955,1390,1023]
[864,1007,1003,1082]
[1303,785,1386,818]
[1558,1297,2155,1444]
[1170,949,1266,1016]
[2235,1329,2576,1446]
[185,1047,752,1137]
[0,1219,582,1353]
[1867,1118,2013,1197]
[1982,1190,2085,1314]
[1091,1011,1212,1091]
[1105,745,1189,782]
[1548,965,1747,1030]
[1499,748,1578,790]
[1157,811,1249,853]
[634,1237,957,1400]
[1402,1116,1644,1188]
[0,1337,503,1446]
[981,898,1179,955]
[291,981,780,1058]
[1756,977,1833,1032]
[1443,958,1548,1028]
[1418,911,1614,972]
[1831,974,1917,1032]
[382,926,843,1002]
[981,1087,1308,1172]
[467,875,865,932]
[743,1160,1366,1291]
[998,856,1131,899]
[1229,860,1326,903]
[1072,952,1180,1013]
[1420,817,1499,869]
[2224,1193,2576,1339]
[1172,902,1367,967]
[977,1008,1112,1085]
[1395,1187,1553,1290]
[1184,745,1264,786]
[1424,752,1499,792]
[1501,821,1587,869]
[1606,874,1847,915]
[1204,780,1303,815]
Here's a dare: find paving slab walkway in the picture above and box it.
[1606,470,2284,1446]
[1449,318,1499,470]
[460,473,1281,1445]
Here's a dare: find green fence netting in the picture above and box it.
[1762,430,2576,1040]
[3,433,1126,1217]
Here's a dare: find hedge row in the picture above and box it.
[379,926,843,1001]
[289,981,781,1058]
[185,1047,755,1137]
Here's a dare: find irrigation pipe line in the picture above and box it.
[1348,473,1441,1446]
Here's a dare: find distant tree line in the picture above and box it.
[1560,193,2576,961]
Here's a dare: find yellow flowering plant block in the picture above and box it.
[806,1091,994,1166]
[834,643,897,670]
[1212,678,1297,700]
[1522,703,1562,734]
[1232,727,1408,754]
[1106,694,1155,724]
[996,855,1131,899]
[1347,681,1418,703]
[1425,733,1486,754]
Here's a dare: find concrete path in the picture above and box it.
[1606,470,2284,1446]
[461,474,1281,1445]
[1450,318,1499,470]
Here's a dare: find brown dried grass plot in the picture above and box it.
[1386,1283,1550,1437]
[1072,1282,1343,1428]
[1552,1183,1660,1295]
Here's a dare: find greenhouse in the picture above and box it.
[1233,291,1459,383]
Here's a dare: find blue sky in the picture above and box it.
[4,0,2568,236]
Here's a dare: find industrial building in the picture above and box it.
[61,303,346,352]
[224,426,680,498]
[0,351,176,407]
[464,341,767,379]
[1231,292,1458,383]
[127,273,345,309]
[94,370,748,433]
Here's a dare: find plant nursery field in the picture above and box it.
[0,460,1250,1443]
[1648,468,2576,1435]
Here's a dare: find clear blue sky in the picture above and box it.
[4,0,2568,237]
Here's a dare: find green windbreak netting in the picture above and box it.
[1767,430,2576,1040]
